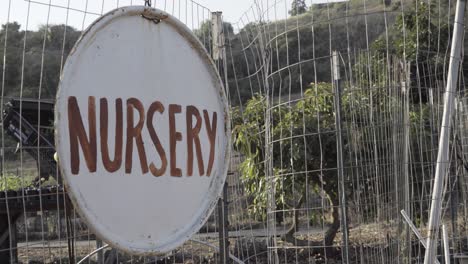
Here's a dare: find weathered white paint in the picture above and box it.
[55,6,230,255]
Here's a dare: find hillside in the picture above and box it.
[225,0,456,105]
[0,0,460,107]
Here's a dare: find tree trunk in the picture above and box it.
[324,198,340,256]
[282,192,341,258]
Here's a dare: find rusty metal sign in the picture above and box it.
[55,6,230,255]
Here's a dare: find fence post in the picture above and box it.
[332,51,349,263]
[96,239,103,264]
[217,184,229,264]
[0,213,20,264]
[424,0,466,263]
[212,11,230,264]
[211,11,223,62]
[402,62,412,262]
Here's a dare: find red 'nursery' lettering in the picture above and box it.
[68,96,218,177]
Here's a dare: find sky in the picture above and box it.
[0,0,343,31]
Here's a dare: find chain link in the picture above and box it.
[144,0,151,7]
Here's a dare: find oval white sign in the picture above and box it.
[55,6,230,255]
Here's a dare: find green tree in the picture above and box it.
[372,1,449,63]
[289,0,307,16]
[233,83,342,255]
[0,22,23,94]
[371,1,450,104]
[0,22,80,99]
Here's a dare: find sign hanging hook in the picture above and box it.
[144,0,151,7]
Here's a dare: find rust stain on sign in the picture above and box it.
[141,8,168,24]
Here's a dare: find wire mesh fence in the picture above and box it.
[0,0,467,263]
[0,1,243,263]
[226,0,467,263]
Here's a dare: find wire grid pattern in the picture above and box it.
[1,0,468,263]
[0,0,259,263]
[225,0,467,263]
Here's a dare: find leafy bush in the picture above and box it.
[0,173,29,191]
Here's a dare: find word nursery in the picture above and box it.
[67,96,218,177]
